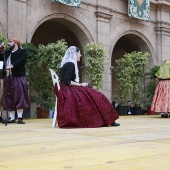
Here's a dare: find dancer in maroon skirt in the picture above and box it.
[0,38,30,124]
[54,46,120,128]
[151,60,170,118]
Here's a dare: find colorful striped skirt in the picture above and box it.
[151,80,170,113]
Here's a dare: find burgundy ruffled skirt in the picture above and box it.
[2,76,31,111]
[54,82,119,128]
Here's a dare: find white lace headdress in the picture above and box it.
[60,46,79,83]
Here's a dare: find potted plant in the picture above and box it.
[130,51,149,114]
[22,42,39,118]
[0,34,8,47]
[24,40,67,118]
[84,42,106,89]
[0,35,8,78]
[145,65,160,115]
[22,43,38,87]
[114,54,133,115]
[115,51,149,115]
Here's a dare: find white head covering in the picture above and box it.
[60,46,79,83]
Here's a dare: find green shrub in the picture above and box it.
[84,42,106,89]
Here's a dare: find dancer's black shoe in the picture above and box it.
[2,118,16,124]
[111,122,120,126]
[17,117,25,124]
[161,113,165,118]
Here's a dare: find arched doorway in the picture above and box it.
[28,17,93,117]
[30,17,92,82]
[111,34,151,98]
[31,20,80,47]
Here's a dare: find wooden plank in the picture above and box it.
[0,115,170,170]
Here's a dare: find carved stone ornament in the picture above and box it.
[128,0,150,21]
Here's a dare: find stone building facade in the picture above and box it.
[0,0,170,102]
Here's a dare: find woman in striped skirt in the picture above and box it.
[151,60,170,118]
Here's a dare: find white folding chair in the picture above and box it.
[49,68,60,128]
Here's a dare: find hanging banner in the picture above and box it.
[128,0,150,21]
[51,0,81,8]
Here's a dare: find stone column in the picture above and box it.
[155,26,170,65]
[95,1,112,100]
[155,4,170,65]
[7,0,27,43]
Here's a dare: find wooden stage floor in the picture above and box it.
[1,115,170,170]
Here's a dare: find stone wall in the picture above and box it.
[0,0,170,114]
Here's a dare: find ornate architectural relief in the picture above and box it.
[51,0,81,8]
[128,0,150,21]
